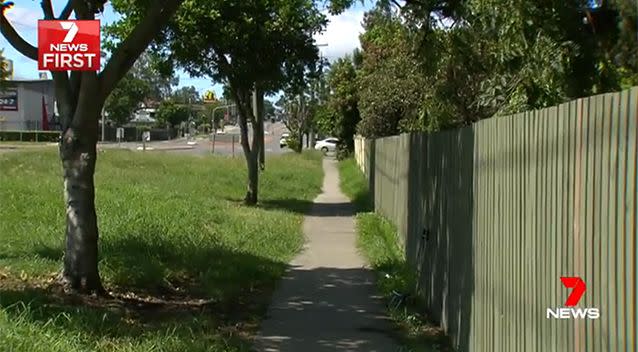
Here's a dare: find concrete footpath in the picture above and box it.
[254,158,399,352]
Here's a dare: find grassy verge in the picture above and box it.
[336,158,373,212]
[0,149,323,351]
[338,158,450,352]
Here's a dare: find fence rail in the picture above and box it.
[355,87,637,352]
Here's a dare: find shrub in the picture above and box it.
[286,136,302,153]
[0,131,60,142]
[336,143,351,160]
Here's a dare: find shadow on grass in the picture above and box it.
[34,246,64,261]
[102,234,286,300]
[0,285,255,350]
[349,190,373,213]
[0,237,288,350]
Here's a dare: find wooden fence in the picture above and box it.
[354,87,637,351]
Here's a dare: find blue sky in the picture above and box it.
[2,1,372,99]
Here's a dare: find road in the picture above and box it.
[1,122,323,157]
[99,122,291,156]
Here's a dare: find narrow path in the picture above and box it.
[255,158,399,352]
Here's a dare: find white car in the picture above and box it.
[280,133,290,148]
[314,138,339,154]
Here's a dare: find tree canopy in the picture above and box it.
[316,0,638,141]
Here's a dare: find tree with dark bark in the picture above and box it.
[280,92,309,154]
[117,0,325,205]
[0,0,183,294]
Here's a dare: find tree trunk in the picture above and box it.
[244,88,264,204]
[245,150,259,204]
[59,120,104,294]
[256,91,265,169]
[309,128,315,148]
[297,132,304,153]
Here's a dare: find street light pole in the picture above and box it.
[211,104,236,131]
[309,43,328,147]
[101,106,106,142]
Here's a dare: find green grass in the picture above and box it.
[337,158,372,212]
[0,149,324,351]
[338,158,450,352]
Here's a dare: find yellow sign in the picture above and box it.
[1,59,13,80]
[203,90,217,103]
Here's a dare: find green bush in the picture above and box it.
[0,131,60,142]
[199,123,211,133]
[286,136,302,153]
[0,131,21,141]
[336,143,351,160]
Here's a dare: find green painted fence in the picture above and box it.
[355,87,637,351]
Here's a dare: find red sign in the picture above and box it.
[560,276,586,307]
[546,276,599,319]
[38,20,100,71]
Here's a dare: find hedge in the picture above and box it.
[0,131,61,142]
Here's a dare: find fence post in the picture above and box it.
[232,135,235,157]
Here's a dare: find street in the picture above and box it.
[98,122,291,156]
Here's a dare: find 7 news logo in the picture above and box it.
[546,277,600,319]
[38,20,100,71]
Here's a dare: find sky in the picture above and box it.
[2,1,371,99]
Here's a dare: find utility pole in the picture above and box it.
[299,90,306,150]
[309,84,315,148]
[211,104,236,132]
[309,43,328,146]
[187,97,193,141]
[252,87,265,169]
[101,106,106,142]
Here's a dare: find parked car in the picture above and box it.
[280,132,290,148]
[314,137,339,154]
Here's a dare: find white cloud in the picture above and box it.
[5,7,41,32]
[314,9,365,62]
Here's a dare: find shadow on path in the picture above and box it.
[261,199,355,217]
[256,266,400,352]
[254,158,400,352]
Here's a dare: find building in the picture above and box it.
[0,80,56,131]
[129,107,158,124]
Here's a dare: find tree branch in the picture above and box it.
[58,0,75,20]
[73,0,93,20]
[41,0,55,19]
[0,12,38,60]
[99,0,183,99]
[390,0,404,9]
